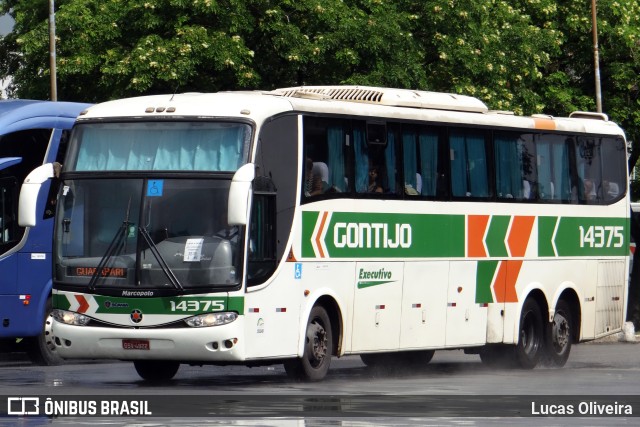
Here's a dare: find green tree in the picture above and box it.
[406,0,564,115]
[0,0,426,101]
[1,0,261,100]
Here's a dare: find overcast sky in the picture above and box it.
[0,14,14,36]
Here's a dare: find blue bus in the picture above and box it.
[0,100,91,364]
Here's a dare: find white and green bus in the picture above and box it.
[19,86,630,381]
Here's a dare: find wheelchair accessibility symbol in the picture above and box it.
[294,263,302,279]
[147,179,164,197]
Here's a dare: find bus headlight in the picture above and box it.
[52,309,90,326]
[184,312,238,328]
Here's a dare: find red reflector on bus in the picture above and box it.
[248,308,259,313]
[276,308,287,312]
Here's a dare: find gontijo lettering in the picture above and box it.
[334,222,412,249]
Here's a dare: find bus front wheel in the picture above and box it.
[284,306,332,381]
[27,298,63,366]
[133,360,180,382]
[515,298,543,369]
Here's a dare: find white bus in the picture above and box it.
[19,86,630,381]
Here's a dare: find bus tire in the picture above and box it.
[515,298,543,369]
[27,298,63,366]
[284,306,332,381]
[133,360,180,382]
[544,299,572,367]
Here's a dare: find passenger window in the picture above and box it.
[494,132,537,200]
[302,117,348,200]
[449,129,490,198]
[574,137,602,203]
[401,127,443,197]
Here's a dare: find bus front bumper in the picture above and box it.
[51,317,246,362]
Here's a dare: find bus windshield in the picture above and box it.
[55,178,242,291]
[54,120,253,292]
[68,121,251,172]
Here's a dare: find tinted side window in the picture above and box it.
[494,131,537,200]
[254,115,298,264]
[0,129,53,253]
[302,117,350,200]
[449,128,491,198]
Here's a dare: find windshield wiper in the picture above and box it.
[139,226,184,292]
[88,197,132,293]
[87,225,128,292]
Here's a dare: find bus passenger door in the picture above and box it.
[445,261,488,347]
[351,262,403,352]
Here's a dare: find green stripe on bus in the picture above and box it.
[476,261,498,304]
[302,211,465,258]
[538,216,558,257]
[485,216,510,257]
[88,295,245,315]
[357,280,395,289]
[302,211,320,258]
[53,293,71,310]
[538,216,629,257]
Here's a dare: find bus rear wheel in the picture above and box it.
[284,306,332,381]
[514,298,543,369]
[27,298,63,366]
[544,299,572,367]
[133,360,180,382]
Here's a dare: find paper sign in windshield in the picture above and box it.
[184,238,204,262]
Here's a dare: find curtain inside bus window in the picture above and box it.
[450,132,467,197]
[74,123,249,171]
[353,127,368,192]
[450,130,488,197]
[537,136,571,202]
[494,134,522,199]
[327,126,346,191]
[402,131,417,194]
[385,131,396,192]
[418,130,438,196]
[554,142,571,201]
[536,141,553,200]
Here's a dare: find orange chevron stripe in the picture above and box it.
[315,211,329,258]
[493,260,521,303]
[75,295,90,313]
[504,260,521,303]
[507,216,535,257]
[493,261,508,303]
[468,215,489,257]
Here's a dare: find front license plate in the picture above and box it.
[122,339,150,350]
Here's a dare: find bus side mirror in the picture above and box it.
[18,162,59,227]
[228,163,255,226]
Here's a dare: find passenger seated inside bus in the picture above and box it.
[304,157,324,196]
[604,180,620,200]
[583,178,597,201]
[367,166,383,193]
